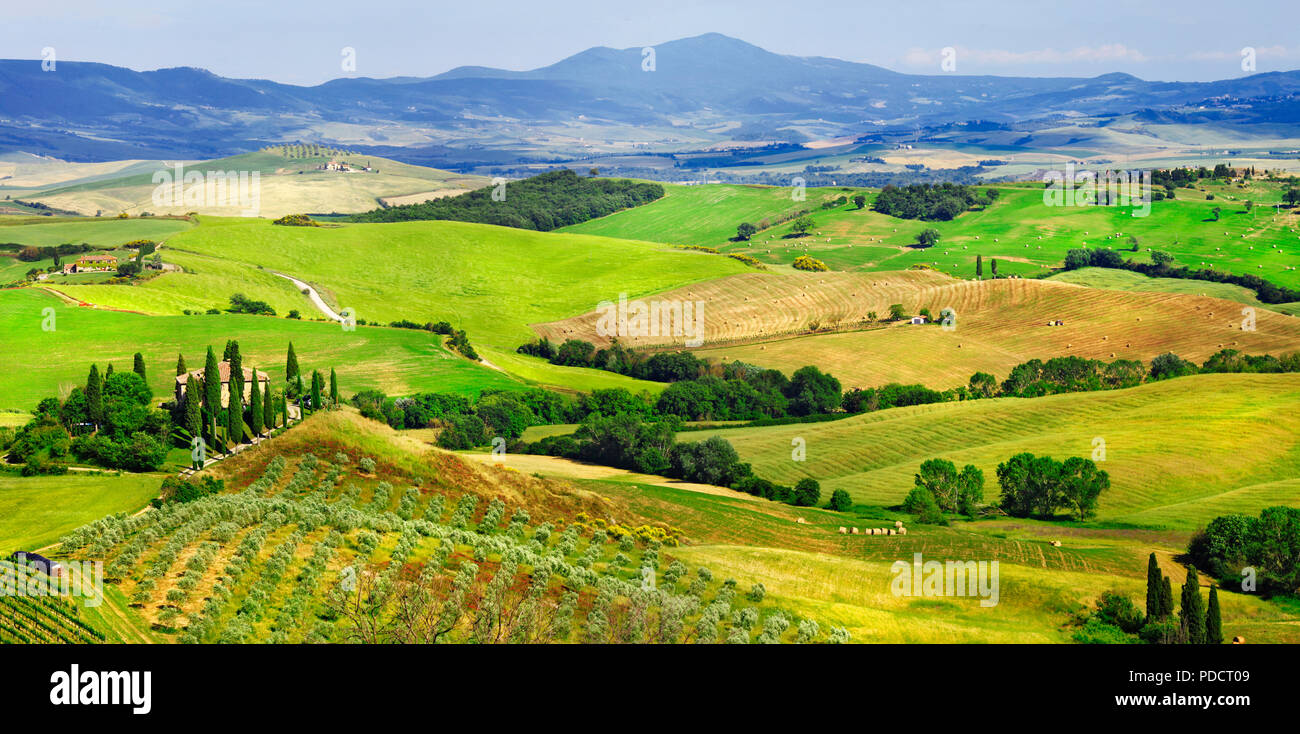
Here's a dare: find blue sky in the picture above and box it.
[3,0,1298,84]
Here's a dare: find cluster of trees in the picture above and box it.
[350,170,664,231]
[1063,246,1300,304]
[520,414,847,512]
[1188,506,1300,595]
[385,319,478,360]
[5,359,170,473]
[995,453,1109,520]
[271,214,319,226]
[871,183,989,221]
[903,459,984,523]
[11,242,93,264]
[517,339,715,380]
[1075,555,1222,644]
[228,293,276,316]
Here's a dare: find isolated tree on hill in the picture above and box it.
[1206,586,1222,644]
[917,228,941,247]
[976,254,983,279]
[133,352,146,383]
[286,342,300,382]
[736,222,757,241]
[176,353,186,376]
[329,368,339,408]
[792,478,821,507]
[852,194,866,209]
[1180,565,1206,644]
[985,188,999,205]
[263,382,274,430]
[791,215,814,236]
[1211,206,1222,221]
[183,375,202,439]
[248,366,263,436]
[827,489,852,512]
[85,364,104,427]
[203,347,220,418]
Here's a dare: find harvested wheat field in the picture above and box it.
[534,270,1300,388]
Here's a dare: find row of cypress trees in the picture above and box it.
[1146,553,1222,644]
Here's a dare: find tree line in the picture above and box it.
[1064,246,1300,304]
[349,170,665,231]
[871,183,992,221]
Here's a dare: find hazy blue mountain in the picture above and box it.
[0,33,1297,161]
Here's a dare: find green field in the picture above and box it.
[560,182,1300,295]
[47,215,746,392]
[678,373,1300,529]
[0,471,161,552]
[563,183,845,245]
[0,288,520,410]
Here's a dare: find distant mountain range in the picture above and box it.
[1,33,1298,163]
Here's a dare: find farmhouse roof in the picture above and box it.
[176,361,270,386]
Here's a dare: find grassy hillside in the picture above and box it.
[538,268,1300,389]
[0,471,162,552]
[0,288,519,410]
[22,150,487,218]
[47,216,747,392]
[562,182,843,245]
[561,182,1300,294]
[679,373,1300,529]
[48,410,847,644]
[1049,266,1300,316]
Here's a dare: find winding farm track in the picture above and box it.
[270,271,344,322]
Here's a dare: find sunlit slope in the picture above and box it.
[680,373,1300,529]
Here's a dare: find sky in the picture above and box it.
[3,0,1298,85]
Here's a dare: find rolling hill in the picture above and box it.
[18,149,487,218]
[679,372,1300,529]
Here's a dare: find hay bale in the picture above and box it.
[898,527,908,535]
[851,527,860,534]
[888,528,897,535]
[838,526,847,534]
[1233,636,1245,644]
[1050,540,1062,547]
[894,520,904,528]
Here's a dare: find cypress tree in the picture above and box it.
[226,387,243,445]
[263,381,274,430]
[329,368,338,408]
[133,352,146,382]
[1160,576,1175,619]
[310,370,323,413]
[975,254,983,279]
[1180,565,1206,644]
[183,375,202,439]
[223,339,235,361]
[1206,586,1222,644]
[1146,553,1161,620]
[249,366,263,436]
[105,363,114,379]
[279,393,288,426]
[991,258,998,277]
[85,364,104,427]
[295,373,304,403]
[176,353,187,376]
[203,347,221,418]
[286,342,299,382]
